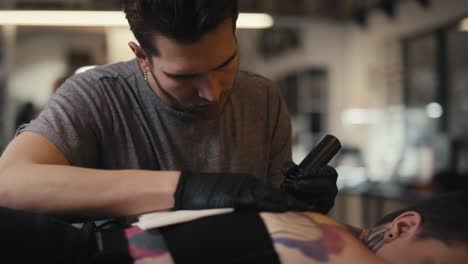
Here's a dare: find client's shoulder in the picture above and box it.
[259,212,387,264]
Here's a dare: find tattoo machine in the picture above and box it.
[282,134,342,179]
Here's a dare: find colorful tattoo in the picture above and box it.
[361,224,389,252]
[125,226,171,260]
[270,213,345,262]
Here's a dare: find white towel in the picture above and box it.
[134,208,234,230]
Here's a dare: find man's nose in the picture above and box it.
[197,72,223,102]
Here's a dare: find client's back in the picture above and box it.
[128,192,468,264]
[260,212,384,264]
[127,211,384,264]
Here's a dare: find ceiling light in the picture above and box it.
[0,10,274,29]
[237,13,274,29]
[426,102,443,119]
[459,18,468,31]
[0,11,127,27]
[341,108,378,125]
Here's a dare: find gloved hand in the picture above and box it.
[281,163,338,214]
[173,172,314,212]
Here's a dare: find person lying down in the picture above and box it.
[2,192,467,264]
[122,192,468,264]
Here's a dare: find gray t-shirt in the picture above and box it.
[22,59,291,186]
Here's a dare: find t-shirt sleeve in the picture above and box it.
[267,82,292,188]
[18,75,109,168]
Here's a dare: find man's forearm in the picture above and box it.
[0,164,180,220]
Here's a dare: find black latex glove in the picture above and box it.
[281,164,338,214]
[174,172,314,212]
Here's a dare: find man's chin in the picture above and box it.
[183,92,232,119]
[191,104,222,119]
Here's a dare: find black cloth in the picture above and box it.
[0,206,133,264]
[159,212,280,264]
[0,207,280,264]
[0,207,94,264]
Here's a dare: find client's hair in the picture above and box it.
[376,192,468,246]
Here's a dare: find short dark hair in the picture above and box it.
[123,0,239,56]
[376,192,468,246]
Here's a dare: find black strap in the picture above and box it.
[92,228,132,264]
[159,212,280,264]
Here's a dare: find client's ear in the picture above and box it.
[386,211,422,241]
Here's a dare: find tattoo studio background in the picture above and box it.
[2,0,468,227]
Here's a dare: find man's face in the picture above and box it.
[377,235,468,264]
[146,18,239,117]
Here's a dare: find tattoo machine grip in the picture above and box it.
[299,134,341,169]
[282,135,341,178]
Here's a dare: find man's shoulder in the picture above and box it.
[235,70,282,101]
[237,70,278,89]
[59,59,137,97]
[71,59,137,83]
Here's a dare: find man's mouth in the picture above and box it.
[183,90,232,115]
[191,103,218,112]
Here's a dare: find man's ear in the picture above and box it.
[386,211,422,241]
[128,41,149,69]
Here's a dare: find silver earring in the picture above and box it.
[143,69,148,81]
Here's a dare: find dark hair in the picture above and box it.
[123,0,239,56]
[376,192,468,246]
